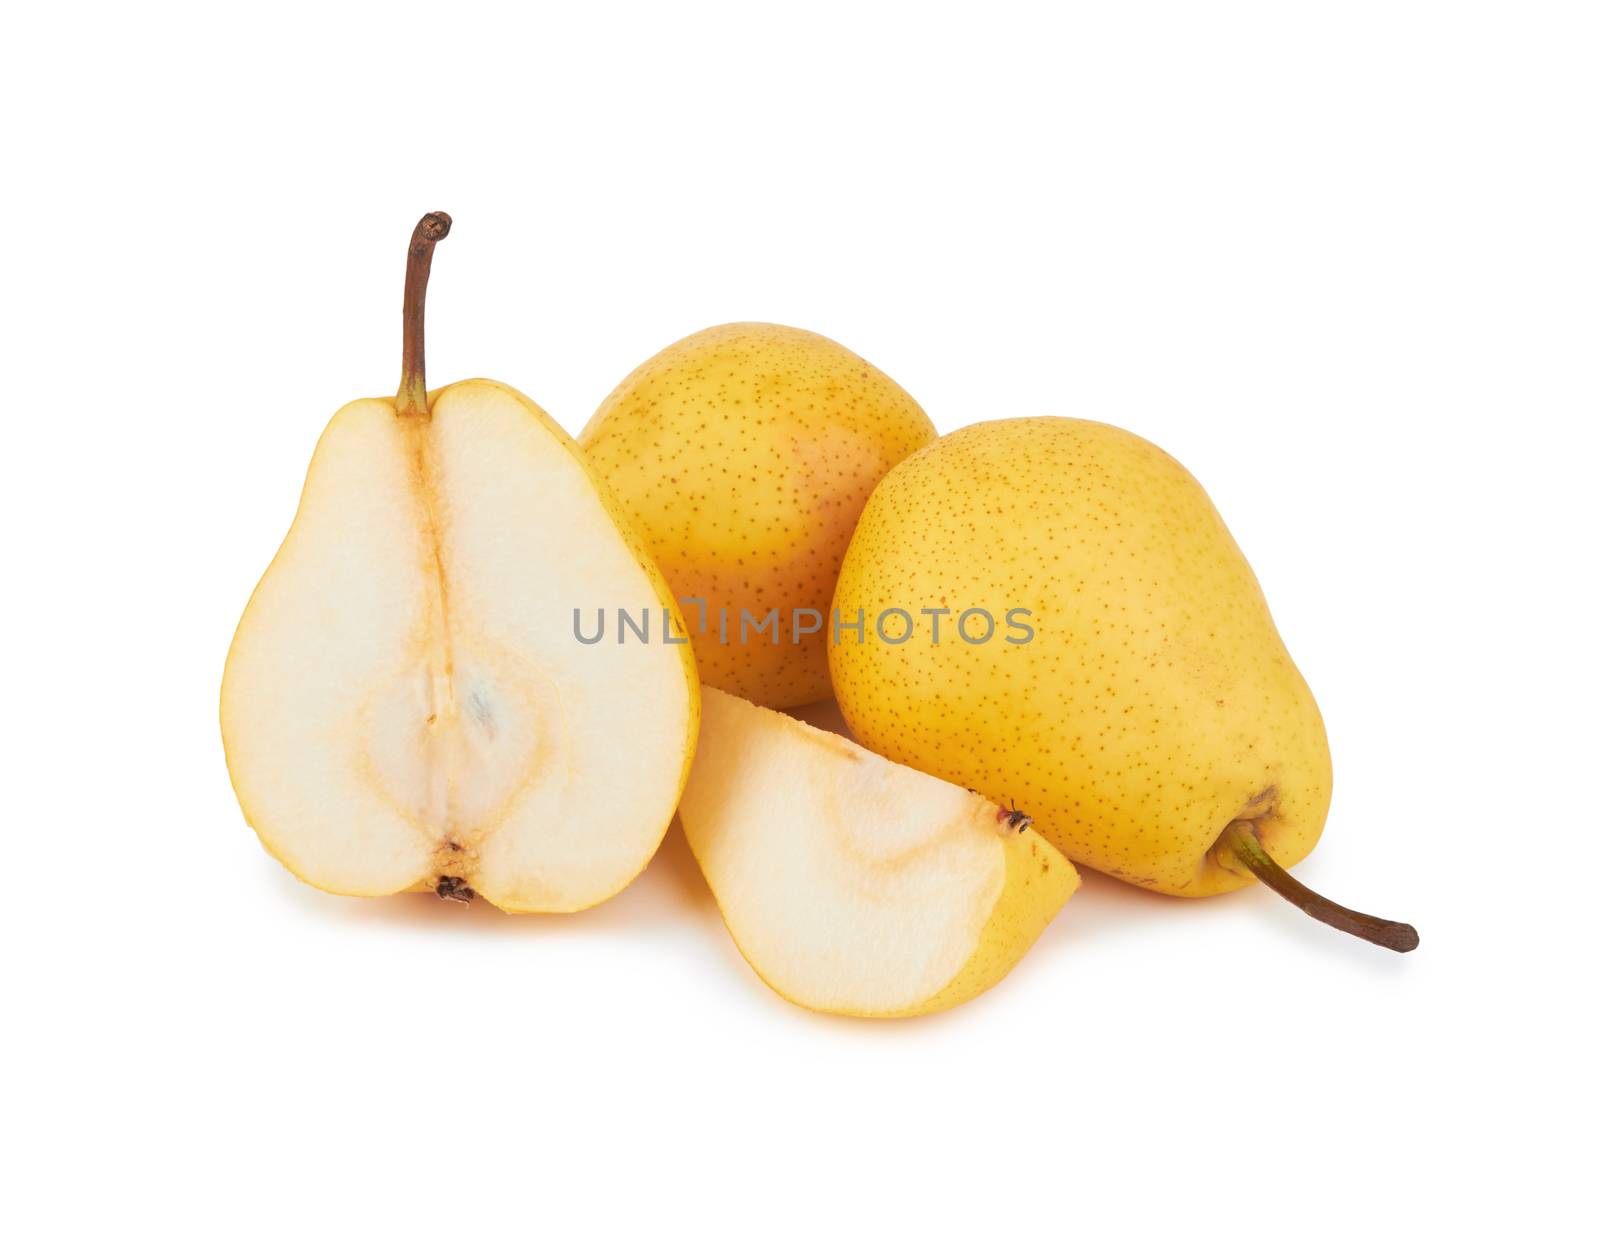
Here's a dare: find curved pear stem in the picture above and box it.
[1218,821,1419,952]
[397,211,453,418]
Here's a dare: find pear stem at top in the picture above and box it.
[1217,821,1419,952]
[397,211,453,418]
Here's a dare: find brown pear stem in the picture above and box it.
[1218,821,1419,952]
[397,211,453,418]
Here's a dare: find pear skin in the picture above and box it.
[580,323,936,709]
[830,417,1331,898]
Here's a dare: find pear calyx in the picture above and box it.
[434,875,475,904]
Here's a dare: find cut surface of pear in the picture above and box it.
[222,216,698,913]
[679,688,1078,1017]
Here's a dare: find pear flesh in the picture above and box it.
[679,687,1078,1017]
[222,379,698,912]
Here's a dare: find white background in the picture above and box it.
[4,3,1596,1237]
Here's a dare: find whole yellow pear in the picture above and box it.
[830,417,1333,900]
[580,323,936,708]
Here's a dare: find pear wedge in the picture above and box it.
[679,688,1078,1017]
[221,214,698,912]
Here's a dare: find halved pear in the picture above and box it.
[679,688,1079,1017]
[221,214,698,912]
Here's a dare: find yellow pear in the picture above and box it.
[221,214,698,913]
[831,417,1415,950]
[579,323,936,709]
[679,687,1078,1016]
